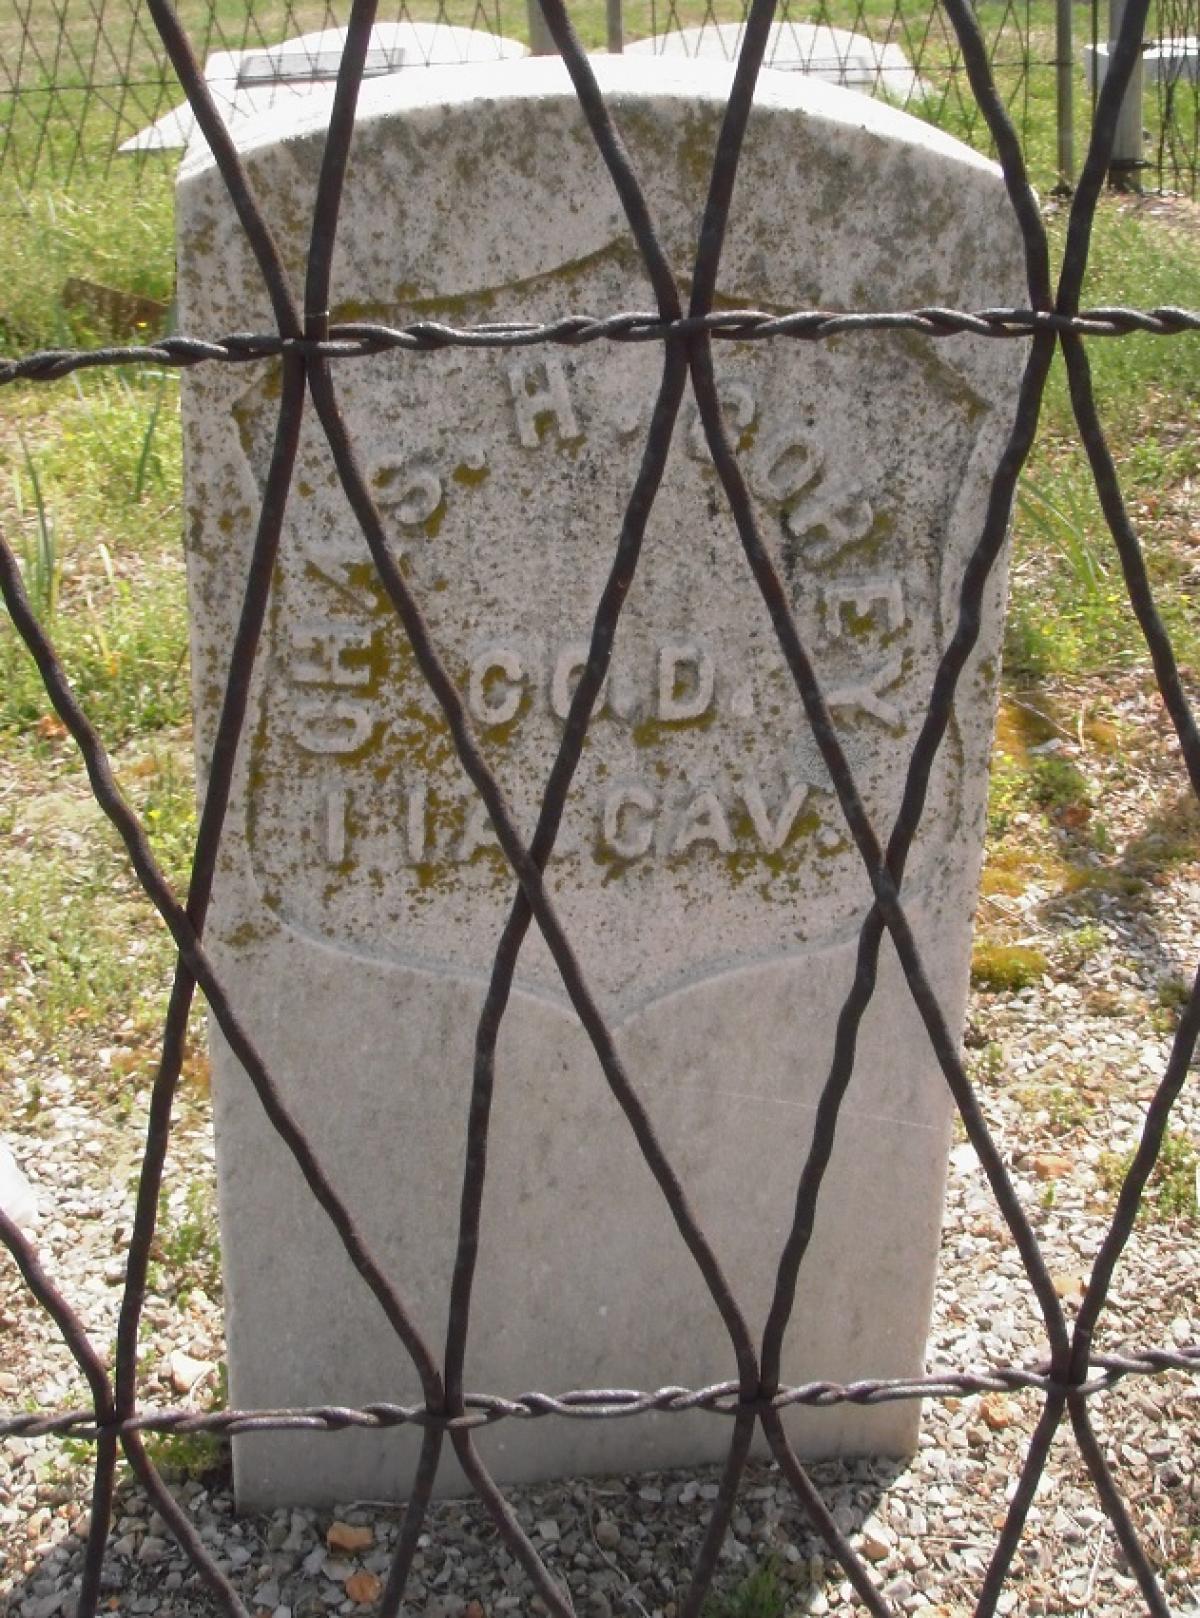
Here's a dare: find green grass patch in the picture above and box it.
[1007,204,1200,684]
[0,170,176,352]
[143,1360,230,1483]
[704,1560,789,1618]
[151,1177,222,1305]
[0,742,196,1124]
[1012,1077,1095,1135]
[0,372,188,746]
[1028,754,1090,813]
[971,940,1050,992]
[1099,1129,1199,1224]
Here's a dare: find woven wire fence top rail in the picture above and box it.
[1,0,1198,201]
[0,0,1187,193]
[0,2,1198,1618]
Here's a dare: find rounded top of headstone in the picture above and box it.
[178,52,1027,1006]
[180,54,1016,329]
[179,53,994,183]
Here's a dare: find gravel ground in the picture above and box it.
[1,679,1198,1618]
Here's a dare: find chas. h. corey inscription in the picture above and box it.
[179,56,1026,1504]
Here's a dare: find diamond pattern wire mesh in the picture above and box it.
[0,0,1198,1614]
[1148,0,1200,194]
[0,0,509,187]
[2,0,1199,193]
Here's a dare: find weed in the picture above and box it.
[1028,755,1090,815]
[1055,923,1105,973]
[971,942,1049,993]
[1085,987,1126,1018]
[979,860,1026,898]
[986,757,1029,839]
[1016,474,1108,595]
[1152,972,1194,1035]
[133,373,172,503]
[143,1425,229,1482]
[1159,974,1194,1014]
[1043,1083,1093,1135]
[970,1041,1005,1085]
[151,1178,221,1304]
[1098,1130,1199,1224]
[704,1560,788,1618]
[1087,817,1113,856]
[143,1362,230,1483]
[1061,865,1147,899]
[14,436,60,621]
[60,1435,95,1468]
[135,745,198,891]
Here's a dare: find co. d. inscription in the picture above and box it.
[231,281,985,1003]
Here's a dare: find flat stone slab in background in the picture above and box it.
[626,21,928,102]
[120,22,525,154]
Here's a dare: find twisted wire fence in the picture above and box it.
[2,0,1199,194]
[1148,0,1200,193]
[0,0,1198,1616]
[0,0,511,188]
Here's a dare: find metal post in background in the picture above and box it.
[607,0,624,54]
[527,0,555,55]
[1107,0,1147,186]
[1056,0,1075,189]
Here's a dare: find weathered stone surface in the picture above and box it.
[178,57,1026,1506]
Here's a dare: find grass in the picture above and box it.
[150,1177,223,1305]
[971,940,1050,992]
[1004,202,1200,683]
[144,1359,231,1482]
[0,739,197,1127]
[1099,1129,1200,1224]
[704,1560,789,1618]
[0,373,188,743]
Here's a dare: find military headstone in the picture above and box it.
[178,57,1025,1506]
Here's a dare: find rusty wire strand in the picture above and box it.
[2,1340,1198,1443]
[2,304,1200,386]
[675,0,884,1601]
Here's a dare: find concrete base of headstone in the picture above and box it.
[178,57,1025,1507]
[626,21,928,102]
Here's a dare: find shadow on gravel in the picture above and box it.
[3,1448,901,1617]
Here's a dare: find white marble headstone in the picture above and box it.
[178,57,1025,1507]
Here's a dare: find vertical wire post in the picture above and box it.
[527,0,556,55]
[1056,0,1076,189]
[1107,0,1147,185]
[608,0,625,53]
